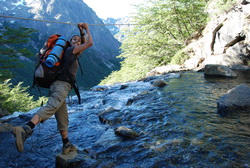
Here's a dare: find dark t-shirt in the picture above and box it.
[57,46,79,83]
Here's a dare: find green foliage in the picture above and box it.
[100,56,152,85]
[101,0,208,85]
[170,49,190,65]
[207,0,237,16]
[0,26,37,81]
[0,80,47,114]
[0,26,36,44]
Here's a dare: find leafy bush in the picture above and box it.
[207,0,237,17]
[0,80,47,114]
[170,50,190,65]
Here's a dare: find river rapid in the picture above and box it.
[0,71,249,168]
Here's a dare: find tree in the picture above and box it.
[0,26,37,81]
[0,79,46,114]
[101,0,208,84]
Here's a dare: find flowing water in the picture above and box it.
[156,72,250,167]
[0,71,250,168]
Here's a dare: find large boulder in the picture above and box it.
[204,64,237,77]
[202,54,244,69]
[217,84,250,114]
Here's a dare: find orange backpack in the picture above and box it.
[34,34,68,88]
[32,34,81,104]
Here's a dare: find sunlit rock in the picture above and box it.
[115,126,139,138]
[146,65,185,77]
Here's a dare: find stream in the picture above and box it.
[0,71,250,168]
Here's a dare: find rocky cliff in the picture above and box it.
[148,0,250,76]
[185,0,250,70]
[0,0,121,88]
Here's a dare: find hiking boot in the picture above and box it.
[13,125,33,152]
[62,141,77,155]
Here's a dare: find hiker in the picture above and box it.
[12,23,93,154]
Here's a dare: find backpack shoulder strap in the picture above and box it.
[77,57,83,75]
[72,79,81,104]
[65,68,81,104]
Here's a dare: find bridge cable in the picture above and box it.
[0,15,146,26]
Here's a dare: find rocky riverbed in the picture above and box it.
[0,71,250,168]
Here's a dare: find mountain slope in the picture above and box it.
[0,0,121,90]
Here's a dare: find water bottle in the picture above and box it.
[45,36,66,67]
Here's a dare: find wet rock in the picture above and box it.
[98,108,122,125]
[91,85,108,91]
[55,150,96,168]
[115,126,139,138]
[126,98,134,106]
[120,85,128,90]
[152,79,167,87]
[126,91,151,106]
[144,139,184,153]
[217,83,250,114]
[204,64,237,77]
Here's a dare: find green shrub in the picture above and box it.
[170,50,190,65]
[207,0,237,17]
[0,79,47,114]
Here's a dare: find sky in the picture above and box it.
[83,0,144,19]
